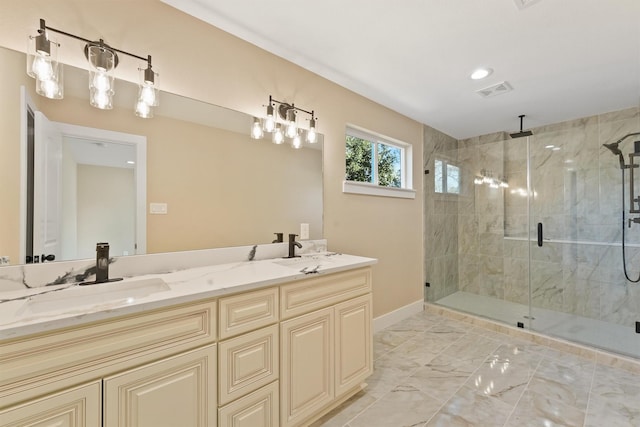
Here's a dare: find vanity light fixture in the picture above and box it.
[272,124,285,144]
[27,19,159,118]
[255,95,318,147]
[250,117,264,139]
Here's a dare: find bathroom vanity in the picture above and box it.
[0,244,375,427]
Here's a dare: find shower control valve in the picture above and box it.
[629,217,640,227]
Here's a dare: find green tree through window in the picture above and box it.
[346,135,401,188]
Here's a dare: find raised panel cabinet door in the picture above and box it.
[334,294,373,397]
[218,381,278,427]
[0,381,101,427]
[280,307,334,427]
[103,344,217,427]
[218,325,279,405]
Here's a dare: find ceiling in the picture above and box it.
[162,0,640,139]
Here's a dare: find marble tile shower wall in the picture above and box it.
[424,125,459,302]
[455,107,640,328]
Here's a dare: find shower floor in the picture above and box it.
[436,291,640,359]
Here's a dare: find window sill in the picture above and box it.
[342,181,416,199]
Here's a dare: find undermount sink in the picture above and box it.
[272,256,335,272]
[23,277,170,314]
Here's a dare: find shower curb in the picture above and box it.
[424,302,640,374]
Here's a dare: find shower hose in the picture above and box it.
[621,168,640,283]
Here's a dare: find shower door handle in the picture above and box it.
[537,223,543,247]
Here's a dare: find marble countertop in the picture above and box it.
[0,253,376,340]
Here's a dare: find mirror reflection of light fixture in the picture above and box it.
[27,19,158,118]
[255,95,318,147]
[291,132,302,149]
[251,117,264,139]
[272,124,285,144]
[27,23,63,100]
[474,169,508,188]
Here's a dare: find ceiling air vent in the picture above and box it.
[476,81,513,98]
[513,0,542,10]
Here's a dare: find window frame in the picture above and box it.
[434,156,461,196]
[343,125,415,199]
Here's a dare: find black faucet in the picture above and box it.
[287,234,302,258]
[272,232,284,243]
[80,242,123,286]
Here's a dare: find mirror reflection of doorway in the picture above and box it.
[22,90,147,263]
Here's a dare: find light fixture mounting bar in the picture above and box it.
[37,18,153,67]
[268,95,315,120]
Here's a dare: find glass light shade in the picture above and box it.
[138,67,159,106]
[251,118,264,139]
[36,62,63,99]
[272,124,284,144]
[285,113,297,138]
[90,87,113,110]
[88,45,115,110]
[27,32,57,80]
[135,99,153,118]
[263,104,275,132]
[306,119,317,143]
[92,71,112,92]
[291,132,302,149]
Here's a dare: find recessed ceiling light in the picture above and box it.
[127,160,136,165]
[470,68,493,80]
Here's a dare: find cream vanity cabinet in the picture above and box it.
[0,265,373,427]
[0,300,218,427]
[279,268,373,427]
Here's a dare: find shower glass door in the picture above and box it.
[429,107,640,359]
[528,112,640,358]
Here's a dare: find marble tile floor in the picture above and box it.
[311,310,640,427]
[437,291,640,359]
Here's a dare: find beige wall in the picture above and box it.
[0,0,425,318]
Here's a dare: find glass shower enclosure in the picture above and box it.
[426,107,640,359]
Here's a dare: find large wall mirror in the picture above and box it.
[0,45,323,267]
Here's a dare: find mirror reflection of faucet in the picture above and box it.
[287,234,302,258]
[79,242,123,286]
[272,233,284,243]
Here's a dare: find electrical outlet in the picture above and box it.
[300,223,310,240]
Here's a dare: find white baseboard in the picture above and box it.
[373,300,424,333]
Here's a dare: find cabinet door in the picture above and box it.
[0,381,101,427]
[103,344,217,427]
[335,294,373,397]
[280,307,334,427]
[218,381,278,427]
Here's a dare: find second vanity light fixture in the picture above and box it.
[251,95,318,149]
[27,19,159,118]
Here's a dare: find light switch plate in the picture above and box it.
[150,203,168,214]
[300,223,309,240]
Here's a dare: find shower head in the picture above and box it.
[509,114,533,139]
[602,142,626,169]
[603,142,622,156]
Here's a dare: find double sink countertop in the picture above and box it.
[0,252,376,340]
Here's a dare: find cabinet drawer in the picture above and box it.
[218,381,279,427]
[218,325,279,406]
[219,287,278,339]
[280,268,371,319]
[1,300,217,407]
[0,381,101,427]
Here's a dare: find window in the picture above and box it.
[434,158,460,195]
[343,126,414,199]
